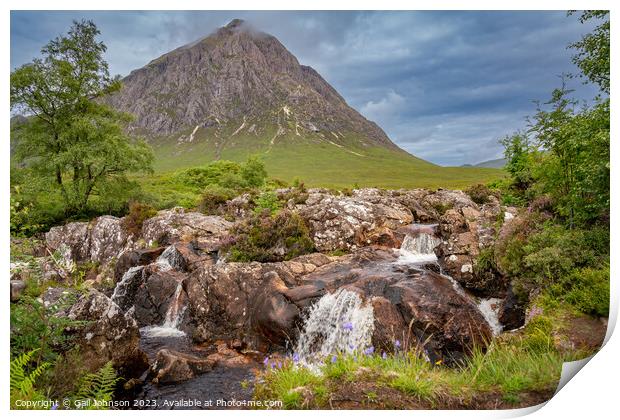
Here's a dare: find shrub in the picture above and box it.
[174,160,242,190]
[240,155,268,188]
[465,184,496,205]
[10,295,80,362]
[496,219,609,314]
[226,210,315,262]
[197,185,236,214]
[564,266,610,317]
[253,191,281,215]
[121,202,157,236]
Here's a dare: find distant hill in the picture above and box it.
[462,158,506,169]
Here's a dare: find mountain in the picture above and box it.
[473,158,506,169]
[108,19,501,188]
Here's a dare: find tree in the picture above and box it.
[10,20,153,215]
[500,132,533,191]
[568,10,610,94]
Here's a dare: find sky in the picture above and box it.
[10,11,601,166]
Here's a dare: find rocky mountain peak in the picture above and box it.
[107,20,401,153]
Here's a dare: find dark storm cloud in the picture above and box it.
[10,10,600,165]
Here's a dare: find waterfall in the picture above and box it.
[111,265,144,309]
[140,281,187,338]
[476,298,503,336]
[295,289,374,365]
[156,245,185,272]
[397,226,441,265]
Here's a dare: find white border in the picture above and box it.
[2,1,617,419]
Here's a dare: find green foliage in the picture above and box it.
[10,349,50,408]
[121,201,157,236]
[71,362,120,410]
[496,220,609,315]
[241,155,269,188]
[256,332,568,409]
[10,20,154,217]
[494,13,609,227]
[568,11,609,94]
[474,247,497,278]
[173,156,267,192]
[198,184,237,214]
[255,364,320,409]
[253,191,281,215]
[10,294,80,363]
[464,183,496,205]
[431,202,453,215]
[564,265,610,317]
[227,210,315,262]
[500,132,534,193]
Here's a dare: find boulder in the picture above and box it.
[296,189,413,251]
[150,349,214,384]
[294,249,492,362]
[66,290,148,379]
[436,203,509,297]
[141,208,232,249]
[498,285,526,330]
[45,216,134,267]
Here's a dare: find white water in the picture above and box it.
[396,231,441,265]
[396,225,504,335]
[295,289,374,365]
[156,245,184,272]
[477,298,503,336]
[140,281,187,338]
[111,265,143,305]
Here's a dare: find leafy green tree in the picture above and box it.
[240,155,268,188]
[500,132,534,191]
[569,10,610,94]
[10,20,153,215]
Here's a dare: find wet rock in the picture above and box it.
[151,349,214,384]
[499,285,526,330]
[67,290,148,379]
[133,269,187,327]
[205,341,254,368]
[114,247,165,282]
[141,208,232,249]
[292,248,492,362]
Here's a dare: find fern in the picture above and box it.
[10,349,50,408]
[71,362,120,409]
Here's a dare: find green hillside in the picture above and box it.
[150,124,504,190]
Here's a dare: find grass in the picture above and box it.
[253,312,583,409]
[148,128,505,190]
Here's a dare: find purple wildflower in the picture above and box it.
[363,346,374,355]
[292,353,300,364]
[271,362,276,369]
[394,340,401,349]
[277,361,282,369]
[50,403,58,410]
[382,351,387,360]
[342,321,353,331]
[263,357,269,366]
[331,355,338,363]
